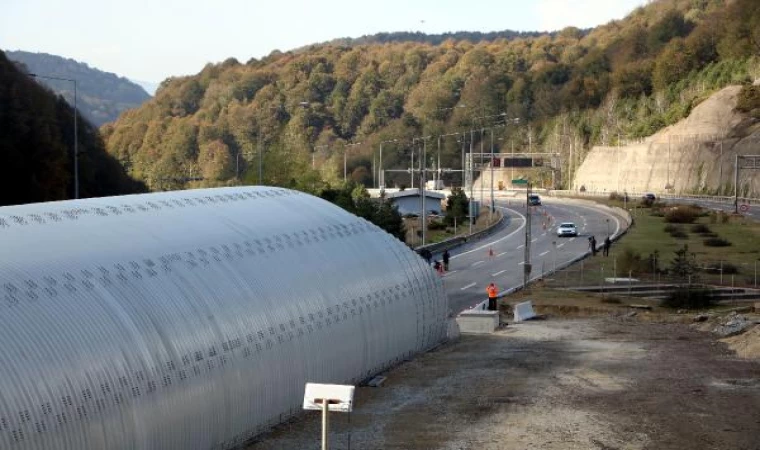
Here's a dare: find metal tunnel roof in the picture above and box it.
[0,186,449,450]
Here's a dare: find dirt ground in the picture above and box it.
[245,310,760,450]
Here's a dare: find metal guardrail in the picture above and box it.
[549,190,760,205]
[414,210,506,255]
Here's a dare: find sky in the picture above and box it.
[2,0,648,84]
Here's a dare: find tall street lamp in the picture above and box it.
[378,139,399,189]
[30,73,79,199]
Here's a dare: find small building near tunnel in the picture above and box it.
[385,188,446,216]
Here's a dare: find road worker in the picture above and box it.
[486,282,499,311]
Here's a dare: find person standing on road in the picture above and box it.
[420,248,432,265]
[442,249,450,271]
[603,236,611,257]
[589,236,597,256]
[486,282,499,311]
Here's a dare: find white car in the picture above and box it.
[556,222,578,237]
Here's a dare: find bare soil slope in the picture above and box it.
[246,318,760,450]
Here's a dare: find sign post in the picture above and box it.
[303,383,355,450]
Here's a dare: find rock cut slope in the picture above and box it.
[574,84,760,196]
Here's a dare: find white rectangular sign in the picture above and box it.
[303,383,355,412]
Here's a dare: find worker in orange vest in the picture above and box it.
[486,282,499,311]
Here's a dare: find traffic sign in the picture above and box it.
[739,204,750,213]
[512,179,528,185]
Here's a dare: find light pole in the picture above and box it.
[413,136,431,245]
[378,139,399,189]
[343,142,362,182]
[30,73,79,199]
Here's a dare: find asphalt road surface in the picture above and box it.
[436,198,626,313]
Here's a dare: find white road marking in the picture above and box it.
[517,245,524,249]
[539,251,550,257]
[492,270,507,276]
[451,207,526,259]
[497,252,507,257]
[569,238,575,242]
[531,238,538,243]
[557,243,565,248]
[518,261,526,265]
[461,282,476,291]
[472,261,485,267]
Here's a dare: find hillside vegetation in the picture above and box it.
[7,50,151,126]
[0,51,146,206]
[103,0,760,193]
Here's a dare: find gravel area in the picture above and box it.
[245,317,760,450]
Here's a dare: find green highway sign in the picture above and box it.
[511,179,528,185]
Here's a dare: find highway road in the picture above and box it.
[434,198,627,313]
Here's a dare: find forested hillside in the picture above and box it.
[103,0,760,193]
[0,51,146,206]
[7,50,151,126]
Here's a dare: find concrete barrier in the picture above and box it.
[513,301,537,322]
[456,309,499,334]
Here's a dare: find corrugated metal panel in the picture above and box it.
[0,186,448,450]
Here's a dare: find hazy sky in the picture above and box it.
[2,0,647,83]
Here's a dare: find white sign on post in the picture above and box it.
[303,383,355,412]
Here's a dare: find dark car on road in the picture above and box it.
[643,193,656,201]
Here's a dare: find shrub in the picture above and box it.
[427,220,446,231]
[691,224,711,234]
[618,247,647,275]
[704,237,731,247]
[720,211,730,224]
[664,206,700,224]
[601,297,622,304]
[736,85,760,114]
[609,192,624,201]
[708,211,717,224]
[641,197,655,208]
[661,286,716,309]
[664,224,679,233]
[671,229,688,239]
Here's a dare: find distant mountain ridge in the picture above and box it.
[6,50,151,126]
[0,50,146,206]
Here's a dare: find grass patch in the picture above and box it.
[554,198,760,287]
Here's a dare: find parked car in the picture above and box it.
[556,222,578,237]
[528,194,542,206]
[643,193,656,201]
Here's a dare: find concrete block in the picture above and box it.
[514,301,536,322]
[446,318,461,341]
[456,311,499,334]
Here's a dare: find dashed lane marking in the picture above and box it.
[539,251,550,256]
[497,252,507,257]
[472,261,485,267]
[492,270,507,276]
[461,282,477,291]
